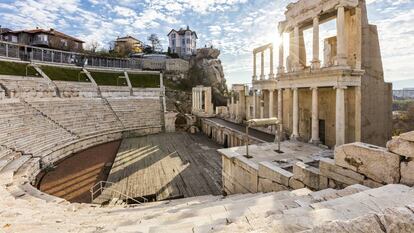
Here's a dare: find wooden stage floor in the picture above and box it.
[97,132,223,202]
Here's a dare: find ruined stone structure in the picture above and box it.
[192,85,214,117]
[227,0,392,148]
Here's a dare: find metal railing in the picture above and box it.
[90,180,148,205]
[0,40,143,70]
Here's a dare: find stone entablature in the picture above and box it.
[281,0,359,31]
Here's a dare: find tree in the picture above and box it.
[85,40,99,53]
[408,102,414,121]
[147,34,161,52]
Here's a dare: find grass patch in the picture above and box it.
[41,66,89,82]
[90,72,127,86]
[0,60,38,77]
[128,73,160,88]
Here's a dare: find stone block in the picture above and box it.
[258,178,289,193]
[319,175,328,190]
[362,178,383,188]
[319,158,364,185]
[288,178,305,189]
[293,162,320,190]
[401,158,414,186]
[258,161,293,186]
[387,131,414,158]
[335,142,400,184]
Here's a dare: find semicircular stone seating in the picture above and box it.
[0,81,414,232]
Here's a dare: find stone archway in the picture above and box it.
[175,114,189,131]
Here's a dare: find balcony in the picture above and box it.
[30,40,49,47]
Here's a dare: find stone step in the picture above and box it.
[0,155,31,186]
[133,185,369,230]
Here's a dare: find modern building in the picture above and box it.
[0,27,84,52]
[393,88,414,100]
[227,0,392,148]
[167,26,198,59]
[114,36,144,56]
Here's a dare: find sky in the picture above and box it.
[0,0,413,89]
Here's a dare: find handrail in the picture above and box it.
[90,180,149,205]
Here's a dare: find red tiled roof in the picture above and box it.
[3,28,85,43]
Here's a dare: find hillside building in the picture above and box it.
[0,27,84,52]
[167,26,198,59]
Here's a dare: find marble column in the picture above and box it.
[335,86,347,146]
[277,89,283,122]
[260,99,264,119]
[260,51,265,80]
[293,26,300,70]
[231,94,235,117]
[278,33,284,74]
[311,16,321,69]
[336,5,347,66]
[239,90,246,119]
[310,87,320,144]
[291,88,299,139]
[269,46,275,79]
[269,90,274,118]
[252,90,257,118]
[277,88,283,133]
[192,90,195,111]
[253,52,257,81]
[199,90,203,111]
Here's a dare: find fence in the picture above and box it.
[0,40,142,70]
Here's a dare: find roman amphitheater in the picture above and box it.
[1,0,414,232]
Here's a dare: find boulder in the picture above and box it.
[401,158,414,186]
[387,131,414,158]
[334,142,400,184]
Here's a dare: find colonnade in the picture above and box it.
[192,86,213,116]
[248,86,347,147]
[277,4,348,73]
[253,43,274,81]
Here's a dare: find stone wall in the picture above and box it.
[221,130,414,195]
[201,118,263,148]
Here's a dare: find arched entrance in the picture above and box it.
[175,114,189,131]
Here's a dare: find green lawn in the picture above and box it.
[0,60,165,88]
[0,60,39,77]
[41,66,89,82]
[90,72,127,86]
[128,73,160,88]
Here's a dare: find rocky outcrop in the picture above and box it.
[188,48,228,106]
[165,90,192,113]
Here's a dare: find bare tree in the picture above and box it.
[148,34,161,52]
[86,40,99,53]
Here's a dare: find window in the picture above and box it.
[61,39,68,47]
[186,39,190,44]
[37,34,48,41]
[172,40,175,46]
[182,39,185,45]
[11,35,18,43]
[172,33,176,38]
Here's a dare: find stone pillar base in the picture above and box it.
[309,138,321,145]
[311,60,321,69]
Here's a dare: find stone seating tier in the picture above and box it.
[27,99,124,138]
[107,98,162,129]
